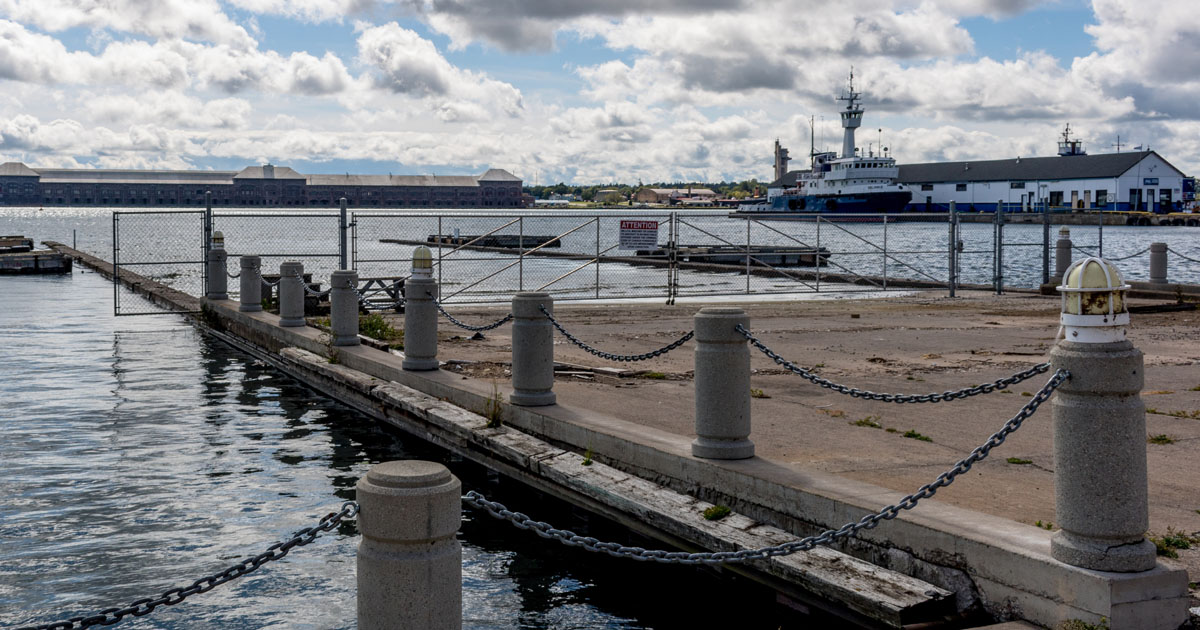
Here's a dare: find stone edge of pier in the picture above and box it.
[54,242,1193,630]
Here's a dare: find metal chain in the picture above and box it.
[435,301,513,332]
[261,277,281,288]
[351,288,403,312]
[736,325,1049,403]
[226,270,241,279]
[1103,247,1150,261]
[464,367,1068,564]
[14,502,359,630]
[299,277,332,298]
[1168,246,1200,264]
[539,304,694,362]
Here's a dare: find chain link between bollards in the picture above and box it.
[540,304,693,362]
[737,325,1050,403]
[435,301,513,332]
[465,368,1068,564]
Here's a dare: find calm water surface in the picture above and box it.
[0,270,807,629]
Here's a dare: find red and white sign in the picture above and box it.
[618,220,659,250]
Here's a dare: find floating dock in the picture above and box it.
[637,245,830,267]
[424,234,562,248]
[0,237,72,275]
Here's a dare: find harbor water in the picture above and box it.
[0,268,817,629]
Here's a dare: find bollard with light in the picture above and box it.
[402,246,439,371]
[412,245,433,279]
[1057,256,1129,344]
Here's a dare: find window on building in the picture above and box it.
[1096,189,1108,207]
[956,184,967,192]
[920,184,934,191]
[1010,182,1025,189]
[1049,191,1064,207]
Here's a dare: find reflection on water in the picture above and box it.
[0,270,813,629]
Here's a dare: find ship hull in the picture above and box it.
[732,190,913,219]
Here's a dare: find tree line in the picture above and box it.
[523,179,766,202]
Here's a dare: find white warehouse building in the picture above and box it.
[895,131,1188,214]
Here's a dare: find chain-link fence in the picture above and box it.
[112,211,206,315]
[108,208,1200,312]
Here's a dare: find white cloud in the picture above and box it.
[0,0,255,47]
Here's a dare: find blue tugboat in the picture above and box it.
[734,71,911,217]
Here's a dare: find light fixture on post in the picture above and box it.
[1057,257,1129,343]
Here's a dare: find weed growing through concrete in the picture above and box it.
[851,416,882,429]
[1189,385,1200,392]
[749,388,770,399]
[1007,457,1033,465]
[702,505,731,521]
[885,427,898,434]
[1146,390,1175,395]
[1035,520,1054,530]
[903,429,932,442]
[581,447,593,466]
[1000,390,1014,394]
[642,371,667,380]
[818,409,846,418]
[1147,434,1176,445]
[1146,408,1200,419]
[1020,391,1033,397]
[483,382,503,429]
[359,313,404,348]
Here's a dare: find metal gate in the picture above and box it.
[112,210,206,315]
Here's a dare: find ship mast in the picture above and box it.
[837,68,863,159]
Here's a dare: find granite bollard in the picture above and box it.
[1148,242,1167,284]
[692,307,754,459]
[205,231,228,300]
[509,292,555,406]
[1054,226,1072,281]
[1051,257,1155,572]
[238,255,262,312]
[330,269,360,346]
[278,261,305,327]
[403,247,439,371]
[356,460,462,630]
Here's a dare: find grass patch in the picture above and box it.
[885,427,898,434]
[851,416,882,429]
[902,429,932,442]
[359,313,403,347]
[1020,391,1033,397]
[1056,619,1108,630]
[1007,457,1033,465]
[749,388,770,399]
[1189,385,1200,392]
[482,382,503,429]
[581,447,593,466]
[1036,520,1054,530]
[642,371,667,380]
[702,505,732,521]
[1150,528,1199,559]
[1146,390,1175,395]
[1147,434,1176,445]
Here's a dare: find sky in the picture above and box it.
[0,0,1197,184]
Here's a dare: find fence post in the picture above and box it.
[1051,258,1155,572]
[1054,227,1072,282]
[239,255,262,312]
[356,460,462,630]
[204,190,213,257]
[1149,242,1168,284]
[331,269,360,346]
[1042,206,1051,285]
[994,200,1004,294]
[403,247,439,371]
[339,197,349,270]
[947,201,956,297]
[692,307,754,459]
[206,231,228,300]
[510,292,556,406]
[278,261,305,327]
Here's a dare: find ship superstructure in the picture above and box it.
[738,71,911,215]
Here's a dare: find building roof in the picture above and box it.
[306,173,480,187]
[477,168,520,182]
[644,187,717,196]
[35,168,238,185]
[896,151,1171,184]
[0,162,39,177]
[234,165,305,180]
